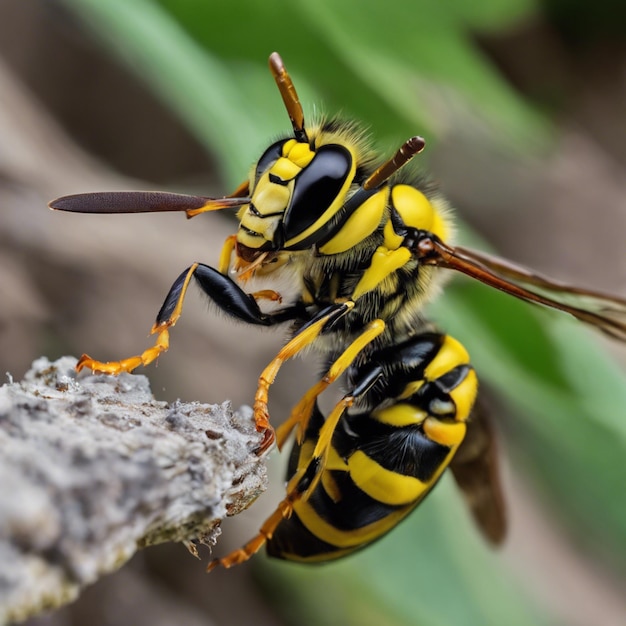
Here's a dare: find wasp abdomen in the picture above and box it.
[268,331,477,561]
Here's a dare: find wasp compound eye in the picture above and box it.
[254,140,286,184]
[282,144,352,248]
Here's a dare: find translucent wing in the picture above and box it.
[450,397,506,545]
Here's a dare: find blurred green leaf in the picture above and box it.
[156,0,547,145]
[443,0,539,30]
[292,0,548,146]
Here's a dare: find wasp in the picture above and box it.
[50,52,626,569]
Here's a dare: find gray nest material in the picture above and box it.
[0,357,267,623]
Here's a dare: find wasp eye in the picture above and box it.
[283,144,352,246]
[255,140,286,183]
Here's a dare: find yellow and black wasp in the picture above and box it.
[50,52,626,569]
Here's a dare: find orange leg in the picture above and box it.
[207,391,358,571]
[207,472,304,571]
[76,264,198,374]
[76,249,290,377]
[252,302,355,454]
[275,319,385,451]
[218,234,237,274]
[251,290,282,303]
[207,319,389,571]
[76,324,172,374]
[304,394,356,496]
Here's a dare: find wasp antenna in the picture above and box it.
[49,191,250,215]
[363,136,426,190]
[269,52,308,144]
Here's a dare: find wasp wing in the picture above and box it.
[417,236,626,342]
[450,398,506,545]
[49,189,250,217]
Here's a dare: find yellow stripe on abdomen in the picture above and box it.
[348,451,428,505]
[293,497,413,549]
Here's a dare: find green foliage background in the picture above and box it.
[58,1,625,624]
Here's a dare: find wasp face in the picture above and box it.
[235,135,356,262]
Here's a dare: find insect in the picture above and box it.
[50,52,626,569]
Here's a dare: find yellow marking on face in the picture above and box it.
[238,212,278,238]
[250,174,291,213]
[282,139,297,156]
[271,156,302,181]
[319,189,388,255]
[286,141,315,168]
[237,230,265,249]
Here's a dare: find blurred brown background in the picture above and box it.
[0,1,625,624]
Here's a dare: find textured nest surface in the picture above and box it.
[0,357,266,623]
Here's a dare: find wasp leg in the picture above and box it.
[207,399,351,571]
[77,263,305,375]
[291,358,385,497]
[275,318,386,451]
[252,302,355,454]
[206,454,326,570]
[208,363,384,570]
[250,290,282,303]
[217,234,237,274]
[230,371,387,567]
[206,470,306,571]
[76,263,200,375]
